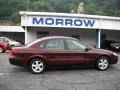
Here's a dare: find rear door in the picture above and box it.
[41,38,69,66]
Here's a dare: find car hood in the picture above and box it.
[90,48,115,55]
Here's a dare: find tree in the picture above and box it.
[0,0,120,24]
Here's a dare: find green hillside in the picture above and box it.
[0,0,120,23]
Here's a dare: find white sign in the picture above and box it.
[21,15,120,30]
[32,17,95,28]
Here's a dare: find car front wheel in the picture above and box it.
[29,58,46,74]
[96,56,109,71]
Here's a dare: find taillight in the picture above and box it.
[11,49,17,55]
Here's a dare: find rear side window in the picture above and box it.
[40,39,65,50]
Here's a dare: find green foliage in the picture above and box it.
[0,0,26,23]
[0,0,120,24]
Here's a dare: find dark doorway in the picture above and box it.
[101,33,106,42]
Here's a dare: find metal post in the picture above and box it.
[96,29,101,48]
[25,26,27,45]
[25,0,29,44]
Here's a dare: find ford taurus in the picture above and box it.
[9,36,118,74]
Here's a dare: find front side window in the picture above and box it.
[66,39,86,50]
[41,39,65,50]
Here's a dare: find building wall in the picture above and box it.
[27,27,120,47]
[20,11,120,30]
[48,28,96,46]
[27,27,96,46]
[27,29,37,43]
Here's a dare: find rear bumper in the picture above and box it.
[9,55,27,67]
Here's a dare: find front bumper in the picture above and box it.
[110,54,118,64]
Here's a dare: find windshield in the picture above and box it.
[5,37,14,41]
[76,39,94,49]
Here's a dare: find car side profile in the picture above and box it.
[0,37,22,47]
[101,40,120,52]
[9,36,118,74]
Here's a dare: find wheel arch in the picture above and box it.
[27,55,47,67]
[96,55,111,64]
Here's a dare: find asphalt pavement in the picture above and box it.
[0,52,120,90]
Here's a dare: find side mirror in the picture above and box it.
[85,47,91,51]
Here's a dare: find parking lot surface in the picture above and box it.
[0,52,120,90]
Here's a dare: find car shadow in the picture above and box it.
[10,66,30,73]
[46,66,95,72]
[10,65,94,74]
[10,65,117,74]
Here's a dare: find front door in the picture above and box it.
[65,39,94,65]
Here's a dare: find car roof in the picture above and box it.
[38,36,75,40]
[26,36,77,47]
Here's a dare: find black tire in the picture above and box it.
[96,56,109,71]
[29,58,46,74]
[0,46,5,53]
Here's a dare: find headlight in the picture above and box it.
[113,52,117,56]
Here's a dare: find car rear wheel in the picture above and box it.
[29,58,46,74]
[0,46,5,53]
[96,56,109,71]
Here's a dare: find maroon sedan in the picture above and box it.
[9,36,118,74]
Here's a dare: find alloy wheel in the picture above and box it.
[96,56,109,71]
[30,58,45,74]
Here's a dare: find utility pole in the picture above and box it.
[27,0,30,11]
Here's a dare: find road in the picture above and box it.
[0,52,120,90]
